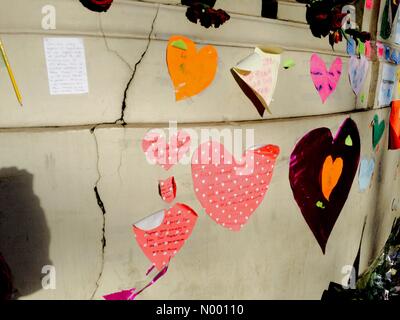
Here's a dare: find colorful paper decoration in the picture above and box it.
[158,176,177,203]
[358,157,375,192]
[365,41,371,58]
[191,141,280,231]
[378,42,400,65]
[133,203,198,270]
[283,58,295,69]
[380,0,399,40]
[379,63,396,106]
[102,265,169,300]
[372,114,385,150]
[347,38,356,56]
[231,47,282,117]
[103,288,136,300]
[389,100,400,150]
[310,54,342,103]
[348,55,369,96]
[166,35,217,101]
[289,118,361,253]
[321,156,343,201]
[141,130,191,170]
[79,0,113,12]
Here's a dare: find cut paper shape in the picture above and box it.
[166,35,217,101]
[346,38,356,56]
[321,156,343,201]
[358,157,375,192]
[103,265,169,300]
[372,114,385,150]
[389,100,400,150]
[283,59,295,69]
[316,201,325,209]
[345,135,353,146]
[158,176,177,203]
[133,203,198,270]
[141,130,191,170]
[191,141,280,231]
[171,39,188,51]
[103,288,136,300]
[289,118,361,253]
[365,41,371,58]
[310,54,342,103]
[231,47,282,117]
[357,39,365,56]
[376,42,384,58]
[379,63,396,106]
[348,55,369,96]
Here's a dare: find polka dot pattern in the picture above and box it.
[158,176,177,203]
[141,130,191,170]
[192,141,280,231]
[133,203,198,270]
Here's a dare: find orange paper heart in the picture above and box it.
[321,155,343,201]
[167,35,218,101]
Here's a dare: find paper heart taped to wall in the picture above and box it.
[310,54,342,103]
[231,47,282,117]
[191,141,280,231]
[289,118,360,253]
[348,55,369,96]
[141,130,191,170]
[133,203,198,270]
[389,100,400,149]
[358,157,375,192]
[372,114,385,150]
[166,35,218,101]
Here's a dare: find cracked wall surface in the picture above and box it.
[0,0,399,299]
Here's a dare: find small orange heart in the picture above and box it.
[167,36,218,101]
[321,155,343,201]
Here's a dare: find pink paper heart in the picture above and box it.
[142,130,191,170]
[348,55,369,96]
[133,203,198,270]
[191,141,280,231]
[310,54,342,103]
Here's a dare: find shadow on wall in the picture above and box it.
[0,167,51,299]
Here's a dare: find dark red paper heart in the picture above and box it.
[289,118,360,253]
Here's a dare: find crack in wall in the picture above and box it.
[88,8,159,298]
[90,128,107,300]
[98,14,134,73]
[116,5,160,125]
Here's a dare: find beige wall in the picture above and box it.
[0,0,398,299]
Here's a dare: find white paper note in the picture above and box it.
[44,37,89,95]
[378,63,397,106]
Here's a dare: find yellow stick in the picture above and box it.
[0,39,23,106]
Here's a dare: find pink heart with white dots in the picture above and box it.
[191,141,280,231]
